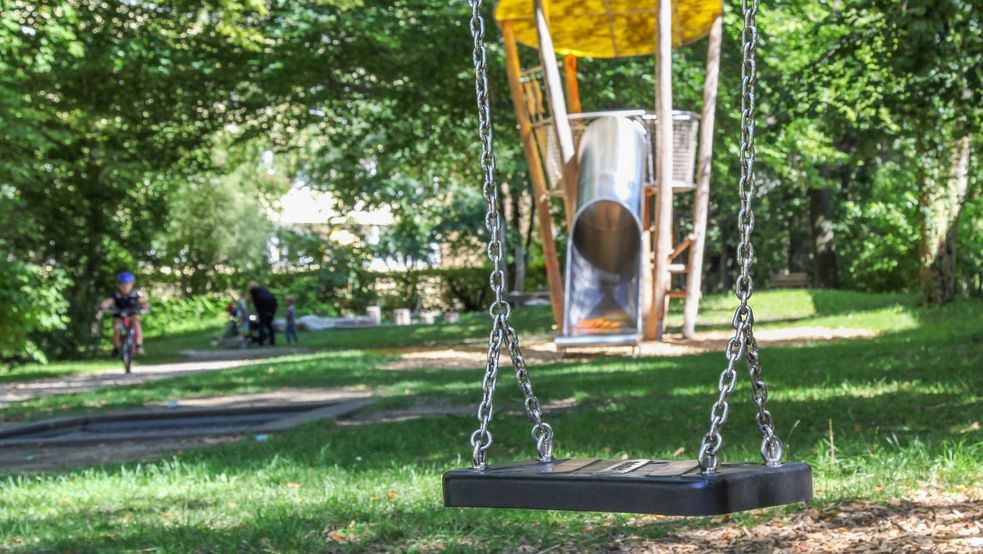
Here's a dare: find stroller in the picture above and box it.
[212,303,251,348]
[242,313,262,345]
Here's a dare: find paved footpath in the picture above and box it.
[0,351,310,408]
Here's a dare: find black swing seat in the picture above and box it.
[443,458,812,516]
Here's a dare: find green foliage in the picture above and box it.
[2,0,980,362]
[137,293,229,339]
[368,266,495,313]
[265,266,503,314]
[1,0,290,354]
[269,230,375,315]
[957,188,983,296]
[439,267,494,312]
[157,169,279,294]
[764,0,981,295]
[0,243,69,366]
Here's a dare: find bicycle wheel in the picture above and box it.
[123,331,133,374]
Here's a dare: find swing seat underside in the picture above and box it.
[443,458,812,516]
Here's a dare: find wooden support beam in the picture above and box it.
[683,15,723,339]
[563,54,582,114]
[646,0,675,341]
[534,0,578,227]
[641,179,654,341]
[669,235,694,262]
[502,22,564,329]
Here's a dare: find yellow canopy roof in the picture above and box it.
[495,0,723,58]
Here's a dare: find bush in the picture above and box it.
[0,247,69,366]
[138,292,228,338]
[838,199,919,292]
[271,273,341,318]
[440,267,494,312]
[365,265,548,313]
[255,266,533,315]
[133,265,550,326]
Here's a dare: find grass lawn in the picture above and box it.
[0,290,980,552]
[0,288,918,386]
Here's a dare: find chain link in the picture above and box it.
[503,323,555,461]
[697,0,783,474]
[467,0,554,470]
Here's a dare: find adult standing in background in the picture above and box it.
[247,281,278,346]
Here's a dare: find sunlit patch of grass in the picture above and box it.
[0,292,979,552]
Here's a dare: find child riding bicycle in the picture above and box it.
[99,271,150,357]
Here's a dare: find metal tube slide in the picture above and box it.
[557,115,647,347]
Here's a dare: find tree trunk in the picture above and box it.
[523,190,536,278]
[504,180,531,293]
[808,186,839,288]
[919,136,971,305]
[717,230,730,293]
[513,242,526,293]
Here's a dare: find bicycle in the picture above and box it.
[103,307,148,374]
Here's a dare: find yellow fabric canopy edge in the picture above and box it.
[495,0,723,58]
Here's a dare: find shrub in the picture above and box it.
[0,247,69,366]
[137,292,228,338]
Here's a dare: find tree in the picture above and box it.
[1,0,350,354]
[793,0,981,303]
[919,136,973,304]
[158,169,280,293]
[0,242,69,366]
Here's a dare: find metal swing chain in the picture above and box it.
[467,0,554,471]
[697,0,783,475]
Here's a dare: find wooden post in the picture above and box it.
[682,15,722,339]
[502,22,565,329]
[646,0,675,340]
[534,0,578,226]
[563,54,582,114]
[641,189,653,340]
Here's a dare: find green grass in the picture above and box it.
[0,289,916,386]
[0,290,980,552]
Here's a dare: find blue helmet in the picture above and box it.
[116,271,136,284]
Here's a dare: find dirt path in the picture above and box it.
[382,326,877,370]
[1,326,875,408]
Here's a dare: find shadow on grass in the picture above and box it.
[1,296,979,552]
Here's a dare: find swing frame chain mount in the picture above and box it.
[467,0,554,471]
[697,0,784,475]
